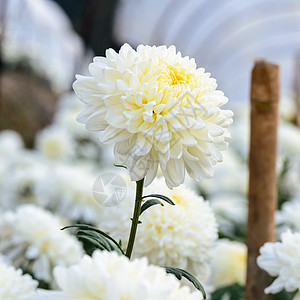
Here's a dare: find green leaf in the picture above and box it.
[211,283,244,300]
[273,290,298,300]
[164,267,206,299]
[78,234,111,255]
[62,224,125,255]
[114,164,127,169]
[77,230,115,251]
[142,194,175,205]
[140,199,164,215]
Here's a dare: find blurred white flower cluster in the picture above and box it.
[0,204,83,285]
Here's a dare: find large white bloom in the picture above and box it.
[73,43,233,188]
[0,259,38,299]
[99,177,218,279]
[30,250,202,300]
[257,230,300,294]
[0,204,83,284]
[210,239,247,289]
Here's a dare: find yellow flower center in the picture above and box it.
[156,63,190,87]
[166,65,189,85]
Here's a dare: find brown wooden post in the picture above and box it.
[245,60,279,300]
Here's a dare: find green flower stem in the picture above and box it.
[125,178,144,259]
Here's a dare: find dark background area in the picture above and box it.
[53,0,120,55]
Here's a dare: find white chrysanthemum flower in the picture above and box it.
[0,204,83,284]
[73,43,233,188]
[35,126,75,161]
[30,250,202,300]
[0,129,24,157]
[257,230,300,294]
[0,259,38,299]
[35,163,102,224]
[99,177,218,279]
[210,239,247,289]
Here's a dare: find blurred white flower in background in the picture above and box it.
[53,92,90,140]
[229,107,250,161]
[279,94,298,122]
[0,130,24,157]
[1,0,86,93]
[74,43,233,188]
[99,177,218,280]
[35,126,75,161]
[257,230,300,294]
[30,250,202,300]
[209,239,247,289]
[0,150,48,211]
[35,163,103,224]
[277,197,300,232]
[209,193,247,236]
[0,204,83,285]
[0,258,38,299]
[196,150,248,197]
[280,161,300,198]
[53,92,115,165]
[278,122,300,159]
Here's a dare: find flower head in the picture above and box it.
[257,230,300,294]
[0,204,83,284]
[35,126,75,161]
[210,239,247,289]
[99,177,218,279]
[31,250,202,300]
[73,43,233,188]
[0,259,37,299]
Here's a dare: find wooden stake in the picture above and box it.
[245,60,279,300]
